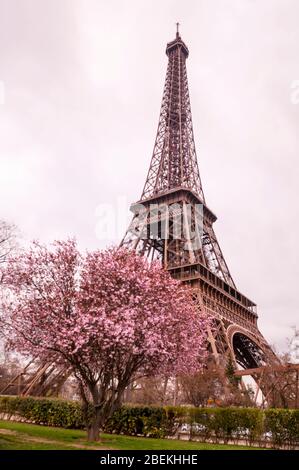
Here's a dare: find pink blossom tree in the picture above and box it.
[1,240,210,440]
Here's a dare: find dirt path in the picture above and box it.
[0,429,18,436]
[0,428,112,450]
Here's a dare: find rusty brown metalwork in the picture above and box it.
[235,364,299,408]
[0,359,71,397]
[121,30,278,377]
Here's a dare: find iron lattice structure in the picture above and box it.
[121,30,277,372]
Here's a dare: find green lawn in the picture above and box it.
[0,420,262,450]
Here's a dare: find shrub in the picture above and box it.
[105,406,173,438]
[0,395,298,448]
[264,408,299,448]
[188,407,263,444]
[0,395,84,429]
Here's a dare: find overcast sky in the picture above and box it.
[0,0,298,350]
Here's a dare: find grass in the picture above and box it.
[0,435,75,450]
[0,420,263,450]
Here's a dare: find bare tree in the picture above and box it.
[0,355,24,395]
[0,220,19,358]
[287,326,299,364]
[180,358,255,408]
[0,220,18,267]
[261,327,299,408]
[126,377,173,406]
[180,361,225,407]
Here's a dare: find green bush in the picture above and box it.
[105,405,187,438]
[0,395,84,429]
[0,395,298,448]
[264,408,299,448]
[188,407,263,444]
[105,406,167,438]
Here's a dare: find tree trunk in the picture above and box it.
[84,382,127,441]
[87,421,100,441]
[87,408,103,441]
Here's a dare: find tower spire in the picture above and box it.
[141,31,203,202]
[176,21,180,38]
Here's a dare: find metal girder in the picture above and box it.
[121,31,276,381]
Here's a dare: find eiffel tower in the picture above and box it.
[121,27,277,372]
[3,28,278,399]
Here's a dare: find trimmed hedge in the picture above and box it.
[105,406,186,438]
[0,395,84,429]
[0,395,298,448]
[188,407,264,444]
[264,408,299,448]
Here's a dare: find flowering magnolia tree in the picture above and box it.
[1,240,210,440]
